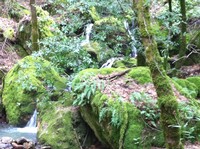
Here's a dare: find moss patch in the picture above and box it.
[3,28,15,40]
[2,56,66,126]
[186,76,200,97]
[113,58,137,68]
[172,77,198,99]
[127,67,152,84]
[38,101,80,149]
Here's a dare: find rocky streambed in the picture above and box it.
[0,136,35,149]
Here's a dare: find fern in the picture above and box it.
[73,76,104,106]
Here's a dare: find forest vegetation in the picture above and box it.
[0,0,200,149]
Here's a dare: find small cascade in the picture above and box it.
[0,110,38,141]
[26,109,37,128]
[81,23,94,46]
[124,20,137,58]
[101,57,123,68]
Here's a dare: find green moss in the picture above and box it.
[16,6,57,52]
[82,42,101,61]
[89,6,101,21]
[38,101,79,149]
[72,68,125,88]
[3,28,15,40]
[8,2,30,21]
[81,101,146,148]
[128,67,152,84]
[172,78,198,99]
[186,76,200,97]
[73,68,145,149]
[2,56,66,126]
[123,103,144,149]
[36,6,55,38]
[113,58,137,68]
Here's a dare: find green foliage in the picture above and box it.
[99,97,123,128]
[73,73,104,106]
[2,56,66,125]
[130,92,160,129]
[34,36,98,74]
[179,102,200,142]
[41,0,137,61]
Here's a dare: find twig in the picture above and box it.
[82,129,89,147]
[73,128,83,149]
[98,69,131,81]
[172,49,200,64]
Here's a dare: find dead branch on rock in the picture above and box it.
[98,69,131,81]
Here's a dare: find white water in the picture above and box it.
[124,20,137,58]
[26,109,37,127]
[81,23,94,46]
[101,57,123,68]
[0,110,37,141]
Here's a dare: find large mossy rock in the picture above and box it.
[72,67,200,148]
[8,2,30,22]
[38,98,80,149]
[16,7,56,53]
[72,68,158,148]
[2,56,66,126]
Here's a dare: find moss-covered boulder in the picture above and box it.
[38,99,79,149]
[16,7,56,53]
[8,2,30,22]
[72,67,200,148]
[82,42,114,64]
[186,76,200,97]
[173,77,199,99]
[38,92,99,149]
[2,56,66,126]
[72,68,156,148]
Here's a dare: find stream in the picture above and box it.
[0,109,37,142]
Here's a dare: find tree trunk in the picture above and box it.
[133,1,183,148]
[30,0,39,51]
[176,0,187,69]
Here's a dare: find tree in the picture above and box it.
[176,0,187,69]
[133,1,183,148]
[30,0,39,51]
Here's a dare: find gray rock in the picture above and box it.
[0,143,12,149]
[1,137,13,144]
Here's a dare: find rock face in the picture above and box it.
[72,67,200,148]
[2,56,66,126]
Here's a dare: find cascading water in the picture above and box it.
[81,23,94,46]
[101,57,123,68]
[124,20,137,58]
[0,110,37,141]
[26,109,37,127]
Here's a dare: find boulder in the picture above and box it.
[2,56,66,126]
[16,7,57,53]
[72,67,200,148]
[37,94,97,149]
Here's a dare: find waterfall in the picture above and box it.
[26,109,37,127]
[101,57,123,68]
[124,20,137,58]
[81,23,94,46]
